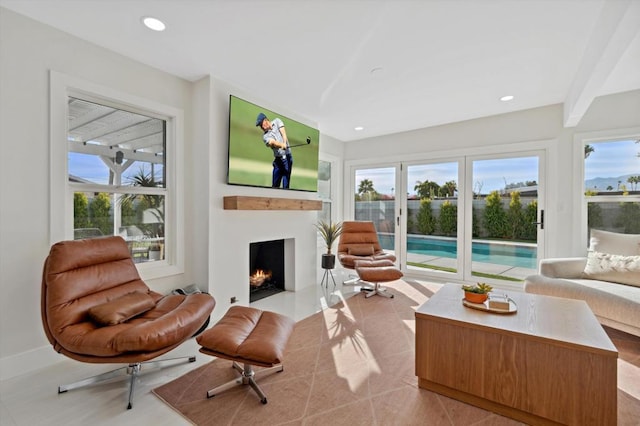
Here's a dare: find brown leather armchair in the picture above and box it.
[337,221,396,284]
[41,236,215,409]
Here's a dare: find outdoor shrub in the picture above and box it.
[521,200,538,241]
[439,200,457,236]
[483,191,507,238]
[406,211,416,234]
[614,202,640,233]
[89,192,113,236]
[73,192,89,230]
[417,199,436,235]
[472,207,480,237]
[507,192,524,240]
[120,197,136,226]
[587,202,603,230]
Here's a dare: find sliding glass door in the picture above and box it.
[466,154,543,284]
[404,160,463,279]
[351,151,545,287]
[353,166,398,256]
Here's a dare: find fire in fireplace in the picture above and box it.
[249,269,272,287]
[249,239,285,303]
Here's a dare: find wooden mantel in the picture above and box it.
[223,196,322,211]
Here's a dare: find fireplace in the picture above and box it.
[249,239,285,303]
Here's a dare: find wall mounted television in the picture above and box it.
[227,95,320,192]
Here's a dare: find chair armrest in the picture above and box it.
[539,257,587,279]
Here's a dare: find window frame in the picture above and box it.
[574,127,640,252]
[50,71,184,279]
[317,153,341,223]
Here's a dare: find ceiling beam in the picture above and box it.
[563,0,640,127]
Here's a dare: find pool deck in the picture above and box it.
[406,252,536,281]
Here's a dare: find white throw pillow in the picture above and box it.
[589,229,640,256]
[582,251,640,287]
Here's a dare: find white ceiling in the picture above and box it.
[2,0,639,142]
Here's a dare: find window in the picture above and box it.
[317,159,332,223]
[583,138,640,237]
[68,98,166,264]
[50,72,184,279]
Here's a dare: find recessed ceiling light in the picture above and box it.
[500,95,514,102]
[142,16,166,32]
[354,126,364,131]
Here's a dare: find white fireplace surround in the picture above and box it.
[249,238,295,292]
[209,206,320,311]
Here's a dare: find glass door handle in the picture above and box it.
[532,210,544,230]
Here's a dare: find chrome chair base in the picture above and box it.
[206,361,284,404]
[362,282,394,298]
[342,275,362,285]
[58,355,196,409]
[343,274,375,291]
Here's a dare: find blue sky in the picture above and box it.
[584,139,639,180]
[355,157,540,196]
[355,139,639,196]
[71,139,638,191]
[69,153,162,185]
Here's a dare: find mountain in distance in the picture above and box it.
[585,174,636,191]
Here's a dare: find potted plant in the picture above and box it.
[315,220,343,269]
[461,283,493,304]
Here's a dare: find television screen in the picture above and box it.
[227,95,320,192]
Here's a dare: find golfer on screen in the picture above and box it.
[256,112,293,188]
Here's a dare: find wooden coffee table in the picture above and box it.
[415,283,618,425]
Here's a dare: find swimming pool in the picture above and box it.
[378,234,537,269]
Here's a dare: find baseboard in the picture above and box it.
[0,345,64,381]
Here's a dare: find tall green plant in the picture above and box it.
[439,200,457,236]
[89,192,112,236]
[315,220,343,254]
[507,191,524,240]
[483,190,507,238]
[521,200,538,241]
[73,192,89,230]
[587,202,603,230]
[417,199,436,235]
[614,202,640,233]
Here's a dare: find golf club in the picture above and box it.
[289,137,312,148]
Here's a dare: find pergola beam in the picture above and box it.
[69,141,163,165]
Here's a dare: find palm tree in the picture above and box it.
[358,179,374,194]
[441,180,457,197]
[357,179,378,201]
[119,167,164,236]
[414,180,440,199]
[584,144,595,159]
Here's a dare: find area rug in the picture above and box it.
[153,280,640,425]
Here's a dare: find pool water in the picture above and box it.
[379,235,537,269]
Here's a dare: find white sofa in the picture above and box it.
[524,229,640,337]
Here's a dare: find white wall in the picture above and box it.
[343,91,640,258]
[0,8,191,379]
[0,8,345,380]
[205,78,342,316]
